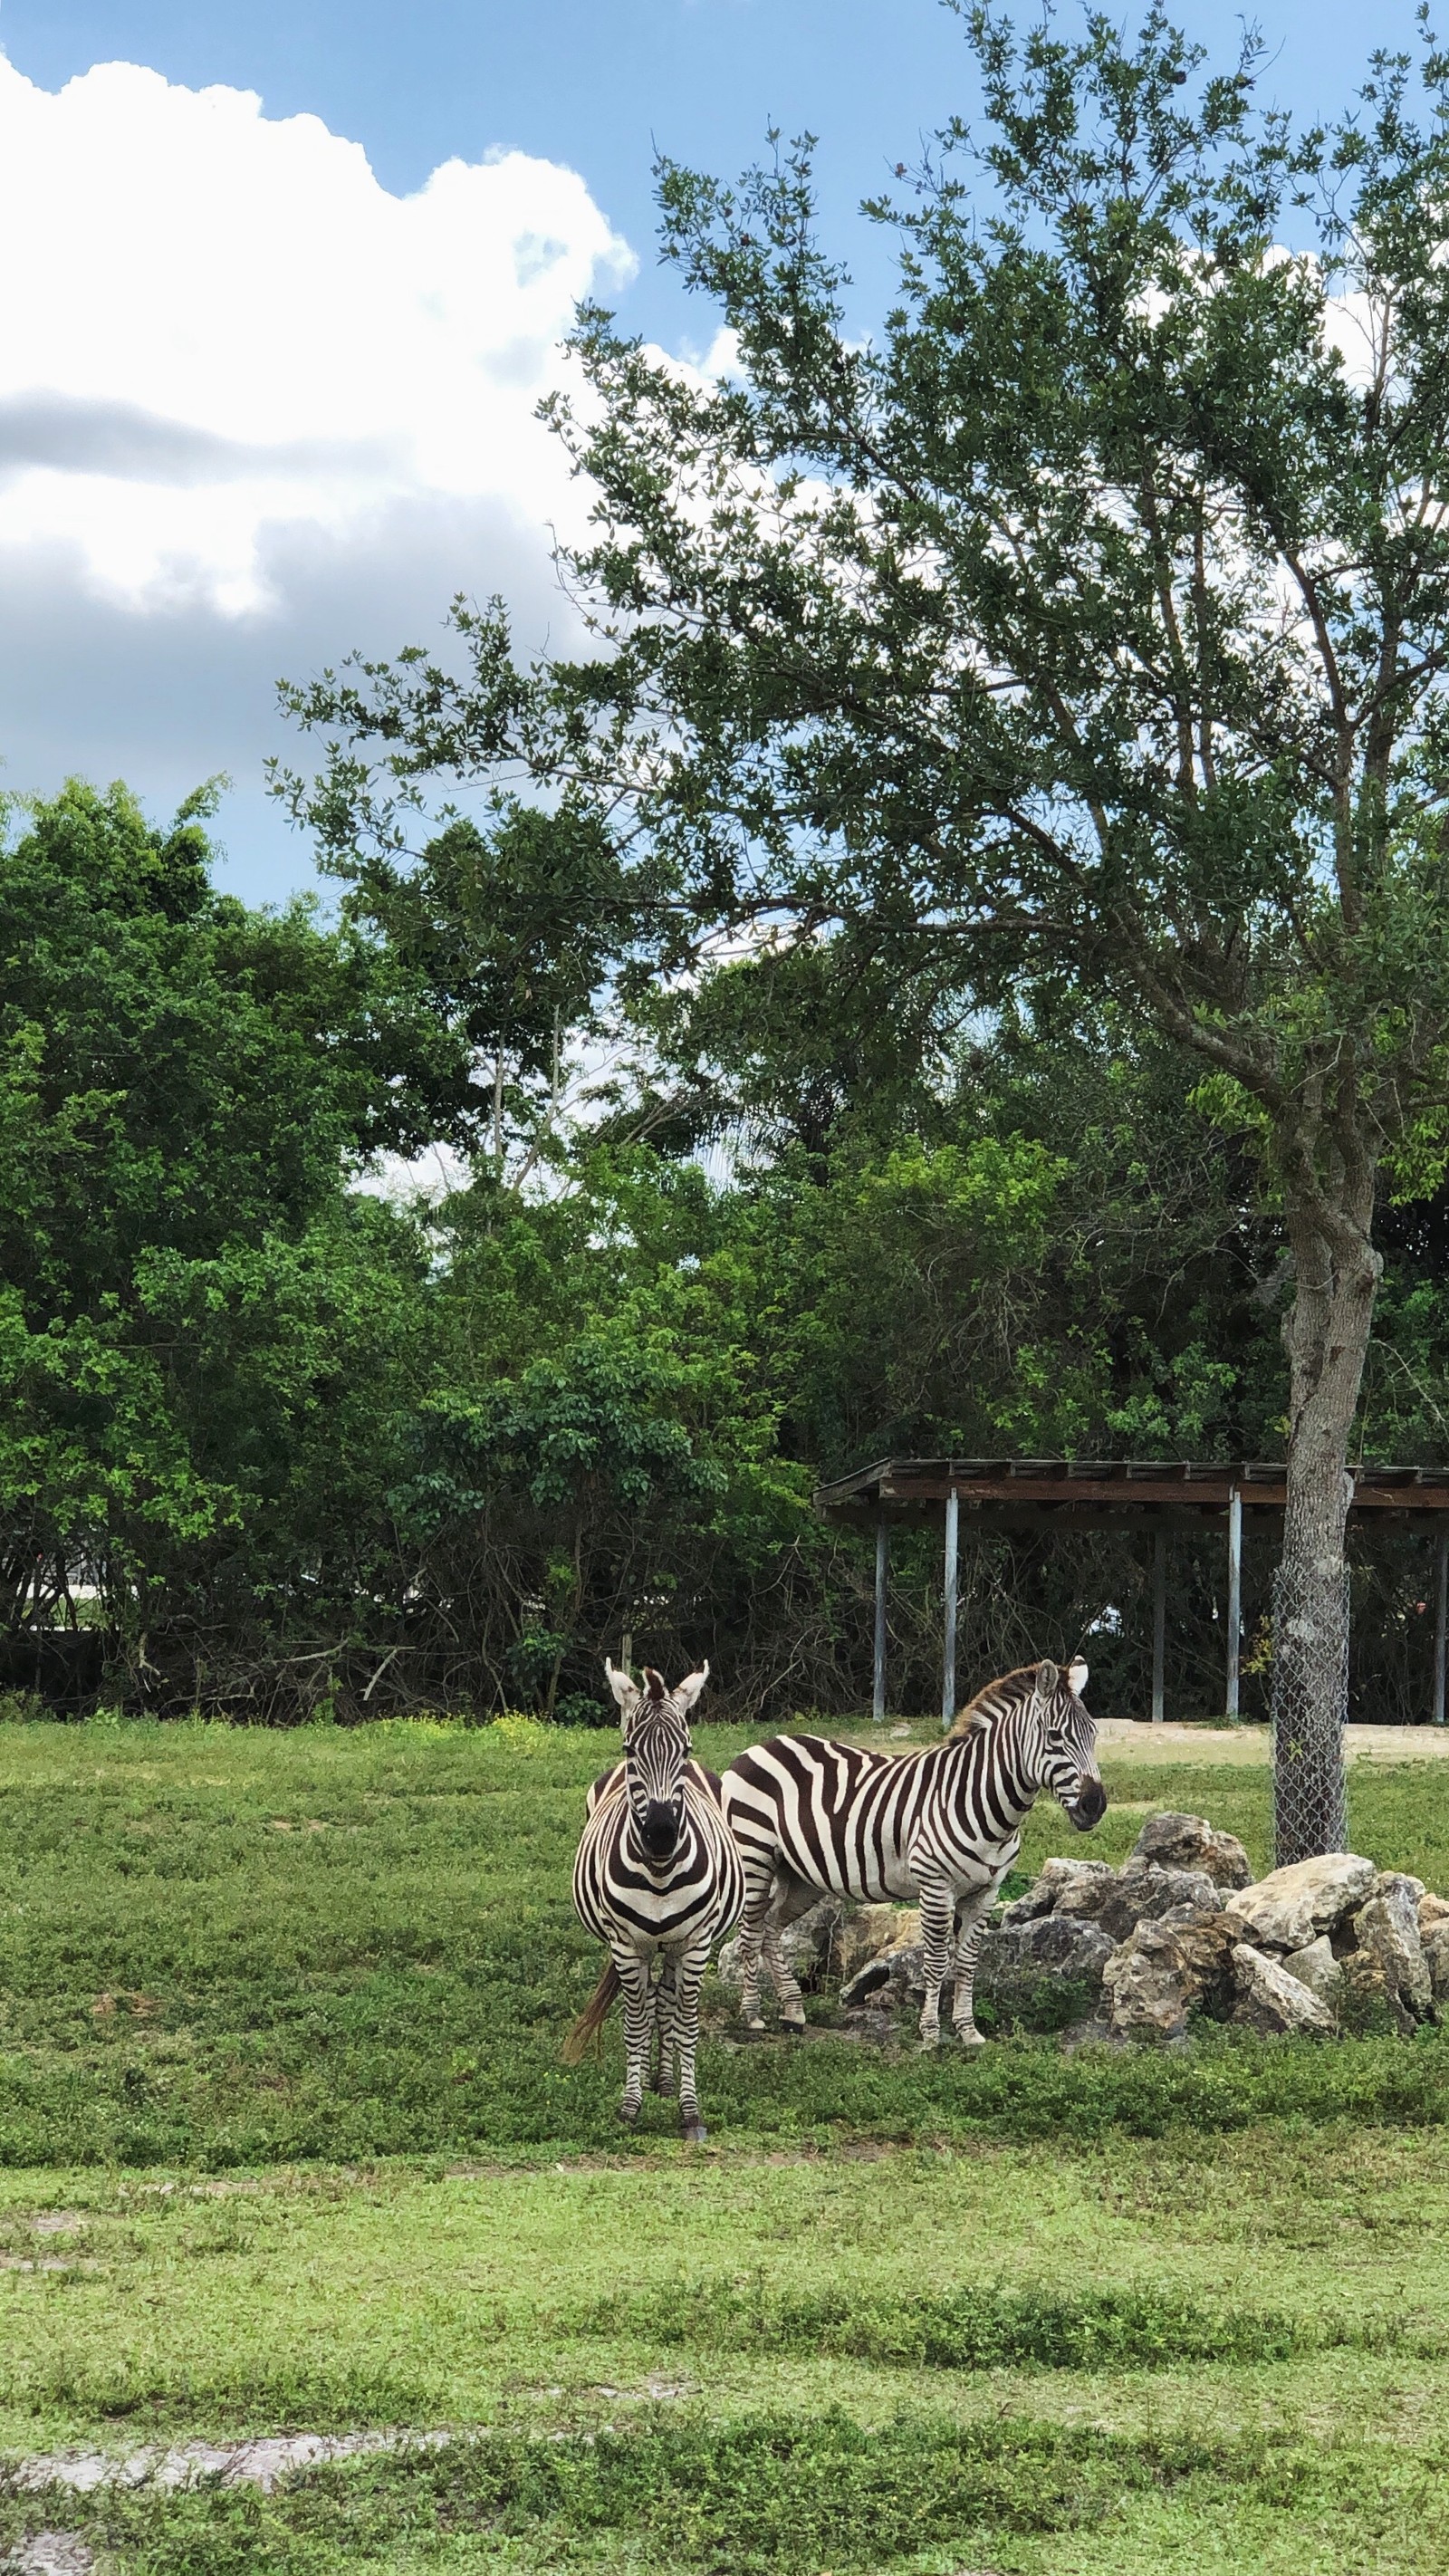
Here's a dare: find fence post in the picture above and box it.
[941,1487,959,1731]
[1151,1528,1166,1723]
[1435,1526,1448,1727]
[1225,1486,1243,1720]
[872,1516,888,1723]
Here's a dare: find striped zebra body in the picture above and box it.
[720,1659,1105,2049]
[568,1661,743,2142]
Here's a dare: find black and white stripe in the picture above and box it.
[720,1658,1106,2048]
[565,1659,744,2141]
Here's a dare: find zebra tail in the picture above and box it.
[561,1958,620,2063]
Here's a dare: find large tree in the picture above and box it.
[281,6,1449,1850]
[0,780,451,1689]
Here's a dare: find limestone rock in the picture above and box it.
[834,1904,920,1982]
[1373,1869,1425,1907]
[998,1858,1113,1927]
[1100,1941,1187,2044]
[717,1897,845,1994]
[840,1939,926,2010]
[1338,1954,1420,2036]
[1231,1941,1339,2037]
[779,1898,843,1988]
[1223,1852,1376,1953]
[1056,1860,1219,1944]
[1348,1878,1433,2024]
[1280,1934,1344,2010]
[1101,1903,1239,2043]
[1128,1812,1253,1889]
[975,1913,1117,2029]
[841,1906,1117,2027]
[1416,1892,1449,2013]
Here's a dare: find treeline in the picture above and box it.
[3,780,1446,1725]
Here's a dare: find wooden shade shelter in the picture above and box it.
[813,1457,1449,1727]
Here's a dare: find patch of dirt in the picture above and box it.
[1,2536,95,2574]
[6,2428,452,2497]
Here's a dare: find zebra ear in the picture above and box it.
[1035,1658,1060,1695]
[604,1659,640,1718]
[672,1661,710,1715]
[1067,1658,1089,1698]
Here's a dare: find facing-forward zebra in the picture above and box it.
[720,1659,1106,2050]
[564,1659,744,2142]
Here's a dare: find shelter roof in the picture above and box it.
[814,1457,1449,1530]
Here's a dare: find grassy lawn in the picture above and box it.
[1,1713,1448,2571]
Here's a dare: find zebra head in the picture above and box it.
[1033,1658,1107,1831]
[605,1658,710,1864]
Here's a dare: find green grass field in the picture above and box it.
[2,1714,1449,2572]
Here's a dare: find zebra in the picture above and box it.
[563,1659,744,2142]
[719,1658,1106,2051]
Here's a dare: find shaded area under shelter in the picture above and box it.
[814,1458,1449,1728]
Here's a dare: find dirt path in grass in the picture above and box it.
[6,2427,452,2497]
[849,1718,1449,1760]
[1095,1720,1449,1763]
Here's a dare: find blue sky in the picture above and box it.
[0,0,1435,902]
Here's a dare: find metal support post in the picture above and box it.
[1435,1527,1448,1726]
[872,1516,888,1723]
[941,1487,959,1731]
[1151,1529,1166,1723]
[1225,1485,1243,1721]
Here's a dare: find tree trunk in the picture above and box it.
[1274,1185,1382,1863]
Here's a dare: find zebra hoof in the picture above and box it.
[782,2013,807,2034]
[682,2118,707,2146]
[741,2014,767,2034]
[917,2031,941,2053]
[617,2101,640,2127]
[954,2025,987,2051]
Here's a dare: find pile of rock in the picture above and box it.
[1074,1820,1449,2043]
[724,1811,1449,2047]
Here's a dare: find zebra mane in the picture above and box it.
[945,1662,1049,1742]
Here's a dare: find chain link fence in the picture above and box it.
[1271,1566,1349,1866]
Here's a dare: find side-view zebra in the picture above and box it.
[563,1658,744,2142]
[720,1659,1106,2051]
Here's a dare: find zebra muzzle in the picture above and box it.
[1070,1776,1108,1830]
[641,1801,680,1859]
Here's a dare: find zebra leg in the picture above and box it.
[762,1870,820,2032]
[915,1880,957,2051]
[616,1951,654,2125]
[761,1918,807,2033]
[650,1958,677,2092]
[672,1942,712,2143]
[948,1884,995,2048]
[734,1857,778,2033]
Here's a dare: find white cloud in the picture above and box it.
[0,53,635,879]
